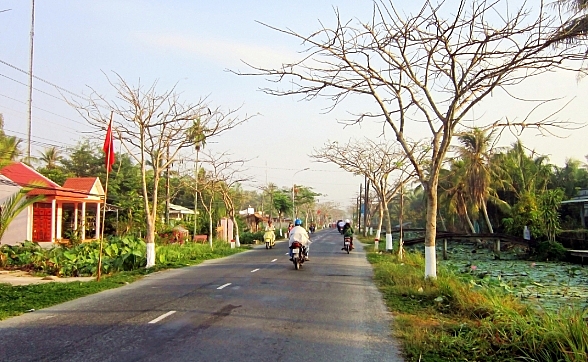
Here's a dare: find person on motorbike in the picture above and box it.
[288,218,311,261]
[264,221,276,245]
[337,219,345,233]
[342,220,354,250]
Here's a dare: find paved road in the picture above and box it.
[0,229,403,362]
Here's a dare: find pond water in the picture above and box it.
[423,242,588,312]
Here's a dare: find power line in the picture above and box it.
[0,92,87,127]
[0,58,90,102]
[0,105,84,137]
[0,72,70,103]
[5,129,74,149]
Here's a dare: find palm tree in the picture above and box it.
[0,188,44,243]
[0,135,21,168]
[493,141,555,237]
[440,161,476,233]
[553,0,588,41]
[456,128,498,233]
[186,119,207,244]
[38,146,62,169]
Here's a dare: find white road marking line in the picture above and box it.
[271,259,277,262]
[39,315,55,320]
[148,310,176,324]
[217,283,232,290]
[285,253,289,255]
[251,268,260,273]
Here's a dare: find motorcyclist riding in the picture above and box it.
[289,218,311,261]
[337,219,345,233]
[264,220,276,246]
[342,220,354,250]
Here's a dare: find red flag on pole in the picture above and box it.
[103,119,115,172]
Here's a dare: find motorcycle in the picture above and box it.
[290,241,307,270]
[264,230,276,249]
[343,236,352,254]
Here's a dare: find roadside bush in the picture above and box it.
[0,241,45,270]
[0,237,146,276]
[239,231,265,244]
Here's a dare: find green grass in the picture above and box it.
[0,272,143,320]
[155,241,247,267]
[0,242,248,321]
[359,236,588,361]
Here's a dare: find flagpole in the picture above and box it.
[97,112,113,281]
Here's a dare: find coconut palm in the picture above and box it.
[38,146,62,169]
[455,128,499,233]
[440,161,476,233]
[0,135,21,168]
[495,141,552,200]
[553,0,588,41]
[186,119,207,244]
[493,141,554,237]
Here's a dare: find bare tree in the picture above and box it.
[312,138,420,251]
[240,0,583,278]
[73,74,249,267]
[201,151,250,247]
[197,169,220,248]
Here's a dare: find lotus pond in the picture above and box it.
[427,242,588,312]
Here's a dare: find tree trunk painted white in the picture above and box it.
[375,201,384,251]
[230,211,240,247]
[386,233,393,251]
[146,242,155,268]
[384,201,393,251]
[424,184,438,279]
[425,245,436,277]
[208,208,213,249]
[145,215,156,268]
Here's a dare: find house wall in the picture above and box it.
[2,207,29,245]
[0,180,28,245]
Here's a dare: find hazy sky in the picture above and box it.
[0,1,586,209]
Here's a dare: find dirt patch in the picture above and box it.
[0,270,94,286]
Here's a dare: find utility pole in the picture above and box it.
[399,181,404,260]
[194,145,200,242]
[364,177,369,237]
[356,195,360,226]
[358,183,362,231]
[26,0,36,163]
[165,144,170,225]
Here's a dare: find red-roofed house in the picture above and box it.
[0,162,105,246]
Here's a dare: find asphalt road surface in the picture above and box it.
[0,229,403,362]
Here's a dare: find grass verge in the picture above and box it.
[0,242,247,321]
[361,237,588,361]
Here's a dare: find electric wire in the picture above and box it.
[0,92,87,127]
[0,58,90,102]
[0,72,69,103]
[0,105,84,137]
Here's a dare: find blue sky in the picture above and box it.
[0,1,587,209]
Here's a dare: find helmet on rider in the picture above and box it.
[294,218,302,226]
[345,219,350,224]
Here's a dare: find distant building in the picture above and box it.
[561,189,588,228]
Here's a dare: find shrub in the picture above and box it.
[534,240,567,261]
[239,231,265,244]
